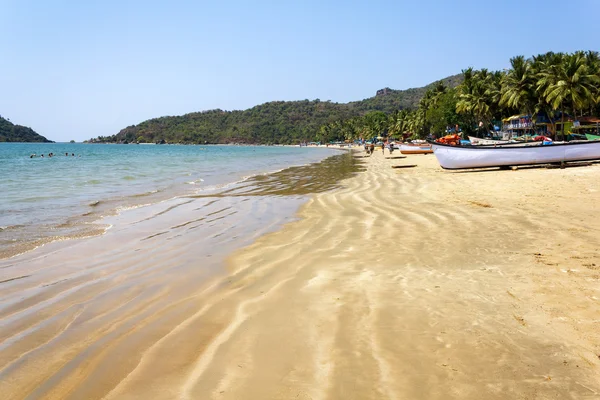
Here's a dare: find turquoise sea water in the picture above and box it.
[0,143,341,257]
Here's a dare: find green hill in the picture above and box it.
[0,116,53,143]
[88,74,463,145]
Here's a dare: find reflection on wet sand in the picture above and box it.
[193,151,365,197]
[0,151,364,400]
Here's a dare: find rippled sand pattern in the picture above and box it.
[1,149,599,399]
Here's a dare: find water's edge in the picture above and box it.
[1,148,360,261]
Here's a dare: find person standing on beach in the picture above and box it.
[381,142,385,154]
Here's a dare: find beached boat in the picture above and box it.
[429,140,600,170]
[468,136,514,145]
[400,143,433,155]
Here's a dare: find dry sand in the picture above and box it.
[1,148,599,399]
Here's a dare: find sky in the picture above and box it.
[1,0,599,142]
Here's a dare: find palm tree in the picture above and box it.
[533,52,564,137]
[544,52,599,140]
[457,68,498,136]
[418,92,433,137]
[584,51,600,112]
[406,111,423,139]
[500,56,536,119]
[363,111,388,140]
[430,81,447,107]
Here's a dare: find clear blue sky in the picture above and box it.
[1,0,598,142]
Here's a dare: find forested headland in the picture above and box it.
[86,75,463,145]
[0,116,53,143]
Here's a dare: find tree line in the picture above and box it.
[319,50,599,143]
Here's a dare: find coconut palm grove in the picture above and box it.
[321,50,600,143]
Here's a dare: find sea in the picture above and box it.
[0,143,359,259]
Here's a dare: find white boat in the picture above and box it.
[429,140,600,170]
[400,143,433,154]
[468,136,514,145]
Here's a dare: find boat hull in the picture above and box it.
[430,141,600,170]
[400,144,433,154]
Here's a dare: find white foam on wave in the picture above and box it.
[113,203,154,213]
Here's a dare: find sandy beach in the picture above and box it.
[1,148,599,399]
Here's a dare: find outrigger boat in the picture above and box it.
[399,143,433,155]
[429,140,600,170]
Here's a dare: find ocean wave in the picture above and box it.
[131,189,161,198]
[0,224,25,232]
[0,224,112,260]
[114,203,153,212]
[186,178,204,185]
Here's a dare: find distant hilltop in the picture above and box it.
[0,116,53,143]
[375,74,463,97]
[87,73,464,145]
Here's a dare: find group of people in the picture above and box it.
[363,142,395,156]
[30,152,78,158]
[364,142,376,155]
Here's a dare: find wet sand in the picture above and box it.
[1,148,599,399]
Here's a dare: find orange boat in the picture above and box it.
[436,134,461,145]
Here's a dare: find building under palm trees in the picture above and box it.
[502,112,575,138]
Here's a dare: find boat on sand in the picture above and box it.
[399,143,433,155]
[429,140,600,170]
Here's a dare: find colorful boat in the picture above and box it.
[429,140,600,170]
[586,133,600,141]
[399,143,433,155]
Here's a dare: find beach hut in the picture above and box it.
[571,116,600,139]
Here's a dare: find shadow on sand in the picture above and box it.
[449,160,600,174]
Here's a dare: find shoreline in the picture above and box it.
[1,148,599,399]
[0,145,349,260]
